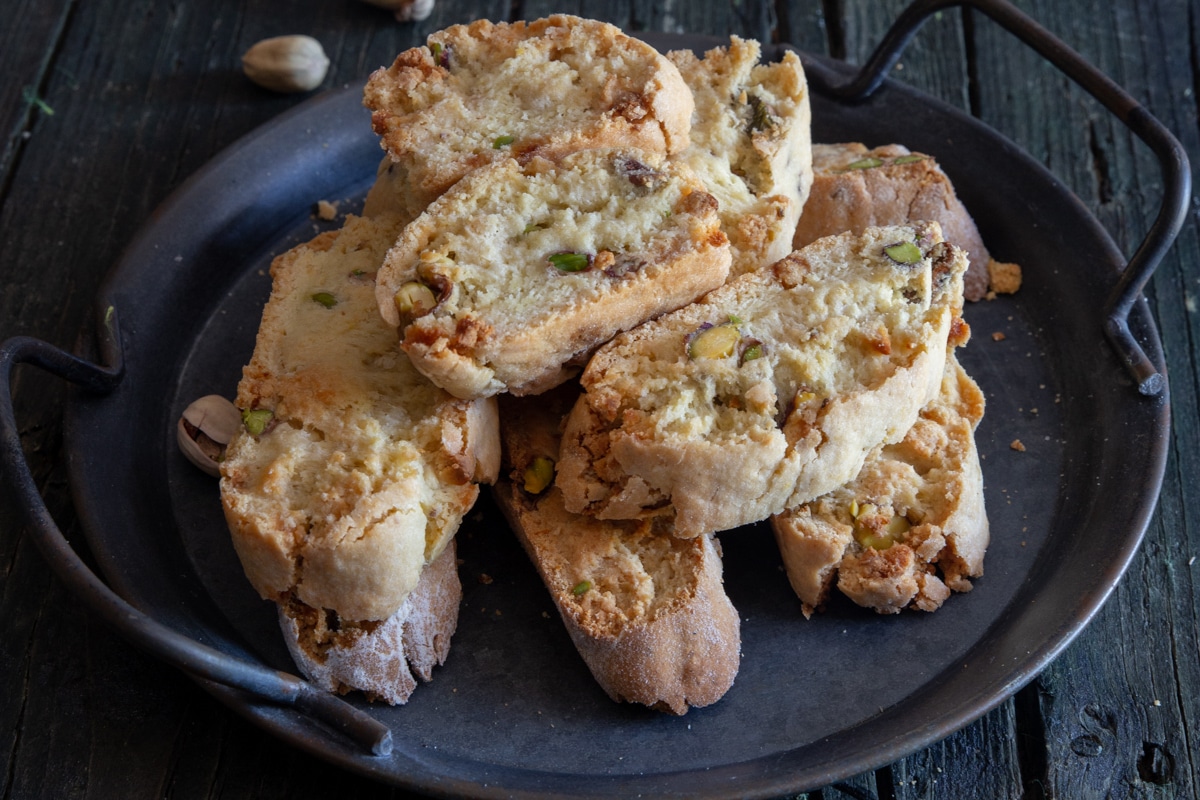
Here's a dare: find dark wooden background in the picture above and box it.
[2,0,1197,797]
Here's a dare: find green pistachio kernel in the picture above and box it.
[241,409,274,436]
[884,241,924,265]
[548,252,592,273]
[892,154,926,165]
[688,323,741,360]
[845,157,884,171]
[523,456,555,495]
[493,134,515,149]
[740,340,764,364]
[311,292,337,308]
[572,580,592,596]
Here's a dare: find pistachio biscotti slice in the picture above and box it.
[220,214,500,703]
[375,148,731,399]
[557,222,969,538]
[493,387,740,715]
[668,36,813,276]
[771,354,988,616]
[795,143,996,301]
[363,15,693,215]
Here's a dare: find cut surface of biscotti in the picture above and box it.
[375,147,731,399]
[796,142,993,301]
[279,539,461,704]
[668,36,813,276]
[557,222,969,538]
[493,387,740,714]
[771,354,987,616]
[363,15,693,213]
[220,213,500,627]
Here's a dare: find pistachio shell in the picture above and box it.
[177,395,241,476]
[242,35,329,93]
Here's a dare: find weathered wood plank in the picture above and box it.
[0,0,73,180]
[841,0,971,114]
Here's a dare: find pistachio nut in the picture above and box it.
[177,395,242,476]
[360,0,435,22]
[242,35,329,93]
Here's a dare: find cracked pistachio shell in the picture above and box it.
[177,395,242,476]
[242,35,329,93]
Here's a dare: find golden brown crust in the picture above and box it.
[796,143,991,300]
[492,388,740,714]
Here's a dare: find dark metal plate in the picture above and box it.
[63,36,1168,798]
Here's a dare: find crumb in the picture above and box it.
[541,611,551,618]
[478,573,493,585]
[1154,699,1162,706]
[986,290,997,301]
[494,609,502,616]
[992,331,1007,341]
[988,259,1023,294]
[315,199,338,220]
[1011,439,1026,452]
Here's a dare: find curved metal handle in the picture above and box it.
[0,305,392,757]
[804,0,1190,396]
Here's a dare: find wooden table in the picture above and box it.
[2,1,1196,797]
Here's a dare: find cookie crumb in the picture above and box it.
[478,573,493,585]
[316,199,338,220]
[988,259,1023,294]
[1010,439,1026,452]
[992,331,1006,341]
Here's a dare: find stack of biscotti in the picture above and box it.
[356,18,798,712]
[556,222,969,538]
[667,36,813,276]
[365,17,740,400]
[769,144,998,615]
[771,353,988,615]
[219,208,500,704]
[492,386,740,714]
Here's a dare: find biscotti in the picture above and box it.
[363,15,694,214]
[772,354,988,615]
[668,36,813,276]
[493,387,740,714]
[375,147,731,399]
[219,213,500,702]
[795,142,992,300]
[557,222,969,538]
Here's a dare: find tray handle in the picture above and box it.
[0,306,392,757]
[802,0,1190,396]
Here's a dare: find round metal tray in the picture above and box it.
[33,30,1173,800]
